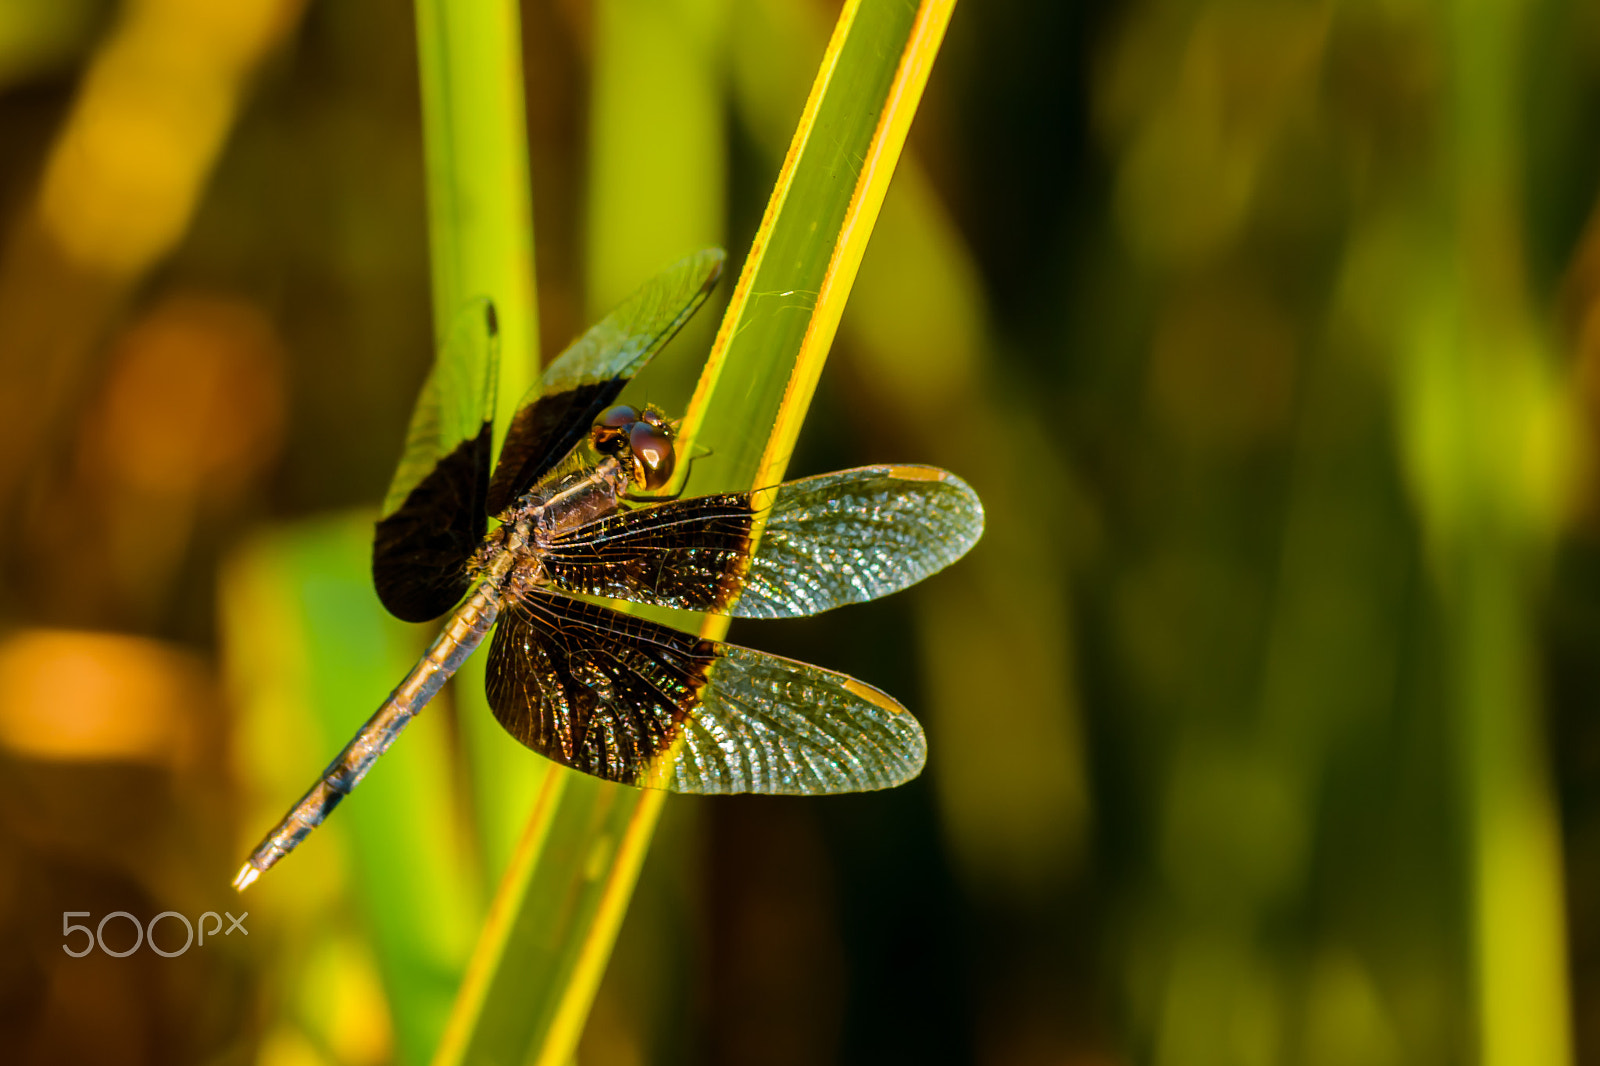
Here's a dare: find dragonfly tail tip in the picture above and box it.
[232,862,262,892]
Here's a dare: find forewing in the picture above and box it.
[485,592,924,793]
[538,465,984,617]
[486,247,725,514]
[539,494,755,614]
[373,299,499,622]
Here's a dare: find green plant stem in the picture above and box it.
[432,2,958,1064]
[414,0,544,885]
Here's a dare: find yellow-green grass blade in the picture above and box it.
[586,0,728,313]
[226,515,480,1066]
[586,0,730,414]
[731,0,1091,896]
[1397,273,1575,1066]
[682,0,957,490]
[431,2,958,1064]
[1389,0,1577,1059]
[414,0,537,437]
[414,0,547,885]
[577,0,731,1055]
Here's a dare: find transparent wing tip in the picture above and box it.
[889,465,986,558]
[940,471,986,551]
[686,246,727,290]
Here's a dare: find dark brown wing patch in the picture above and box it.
[371,424,492,623]
[540,494,755,613]
[485,591,717,784]
[484,248,724,514]
[485,381,617,515]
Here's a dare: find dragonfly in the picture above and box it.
[234,247,984,891]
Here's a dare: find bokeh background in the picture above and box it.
[2,0,1599,1063]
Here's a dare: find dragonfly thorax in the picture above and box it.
[485,407,677,600]
[484,456,635,599]
[525,458,630,539]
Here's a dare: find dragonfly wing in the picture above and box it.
[486,247,725,514]
[540,492,756,613]
[647,643,926,794]
[539,465,984,617]
[485,592,925,793]
[735,465,984,618]
[373,299,499,622]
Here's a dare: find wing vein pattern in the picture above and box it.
[485,592,925,794]
[485,248,724,514]
[540,465,984,619]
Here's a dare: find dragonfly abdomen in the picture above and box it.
[233,583,502,890]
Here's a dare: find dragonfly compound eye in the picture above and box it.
[597,404,639,428]
[628,421,675,491]
[591,405,641,455]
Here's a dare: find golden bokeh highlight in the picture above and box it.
[0,627,206,766]
[36,0,301,276]
[15,291,292,624]
[94,293,288,502]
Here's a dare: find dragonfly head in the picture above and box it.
[591,404,677,492]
